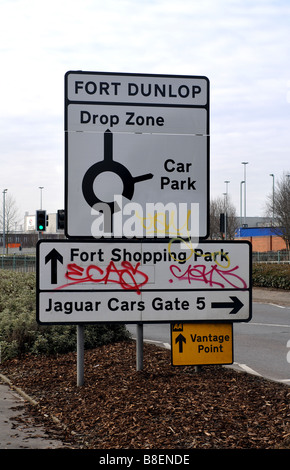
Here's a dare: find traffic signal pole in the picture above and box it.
[77,325,85,386]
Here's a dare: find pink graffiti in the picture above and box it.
[57,260,148,294]
[169,264,247,289]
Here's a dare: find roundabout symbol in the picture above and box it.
[82,129,154,214]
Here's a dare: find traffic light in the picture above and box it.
[57,209,65,230]
[220,213,226,233]
[36,210,47,232]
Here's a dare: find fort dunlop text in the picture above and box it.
[74,80,203,100]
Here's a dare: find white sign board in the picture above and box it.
[36,240,251,324]
[65,71,209,240]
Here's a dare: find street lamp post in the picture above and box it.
[241,162,249,225]
[224,180,230,200]
[39,186,44,210]
[240,180,245,227]
[224,181,230,239]
[269,174,275,225]
[2,189,8,255]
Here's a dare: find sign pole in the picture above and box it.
[77,324,85,386]
[136,323,143,371]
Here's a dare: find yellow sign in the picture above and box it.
[171,323,233,366]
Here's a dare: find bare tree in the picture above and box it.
[210,195,238,240]
[266,172,290,250]
[0,193,21,253]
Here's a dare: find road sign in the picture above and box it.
[65,71,209,240]
[36,239,251,324]
[171,323,233,366]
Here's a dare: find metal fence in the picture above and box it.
[0,250,289,274]
[0,255,36,272]
[252,250,290,263]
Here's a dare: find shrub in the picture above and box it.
[252,263,290,290]
[0,271,131,362]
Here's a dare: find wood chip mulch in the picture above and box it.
[1,340,289,449]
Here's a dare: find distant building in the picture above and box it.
[24,212,60,234]
[24,213,36,231]
[0,212,65,253]
[238,216,272,228]
[235,226,287,252]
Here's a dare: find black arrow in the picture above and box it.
[175,334,186,353]
[211,296,244,314]
[45,249,63,284]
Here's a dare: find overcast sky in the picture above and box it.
[1,0,289,228]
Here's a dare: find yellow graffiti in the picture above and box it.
[135,209,193,236]
[168,237,231,268]
[126,207,231,267]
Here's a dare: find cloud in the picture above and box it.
[0,0,289,222]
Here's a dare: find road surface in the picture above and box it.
[127,291,290,385]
